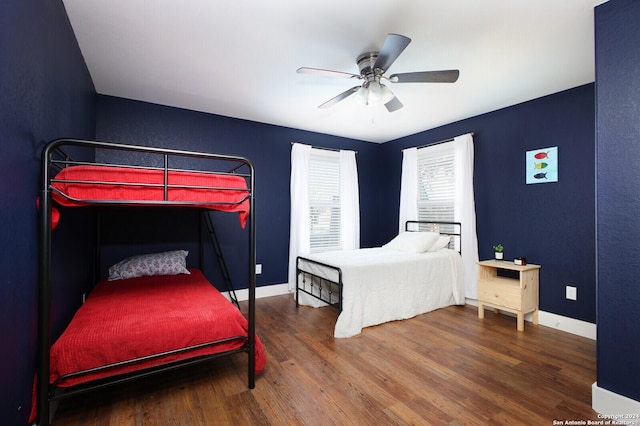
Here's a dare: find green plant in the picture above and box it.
[493,244,504,253]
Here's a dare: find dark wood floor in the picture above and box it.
[52,294,597,425]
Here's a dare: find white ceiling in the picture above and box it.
[62,0,606,143]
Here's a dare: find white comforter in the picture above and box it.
[297,248,465,338]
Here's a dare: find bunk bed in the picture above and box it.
[35,138,264,425]
[296,221,465,338]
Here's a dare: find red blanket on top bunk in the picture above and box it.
[50,165,250,228]
[49,268,266,388]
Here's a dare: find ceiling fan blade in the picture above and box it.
[373,34,411,72]
[297,67,361,79]
[384,96,403,112]
[389,70,460,83]
[318,86,361,109]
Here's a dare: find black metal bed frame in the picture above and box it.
[295,221,462,311]
[37,138,256,425]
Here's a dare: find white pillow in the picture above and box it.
[108,250,191,281]
[383,232,439,253]
[427,235,452,252]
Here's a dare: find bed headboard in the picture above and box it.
[405,221,462,255]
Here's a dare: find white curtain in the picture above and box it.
[398,147,418,233]
[340,149,360,250]
[398,134,479,299]
[454,133,479,299]
[287,144,360,292]
[288,143,311,291]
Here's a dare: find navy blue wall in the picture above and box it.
[95,96,382,290]
[595,0,640,403]
[0,0,95,423]
[378,84,596,323]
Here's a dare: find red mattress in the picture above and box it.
[49,269,266,388]
[50,165,250,227]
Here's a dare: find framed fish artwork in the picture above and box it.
[526,146,558,184]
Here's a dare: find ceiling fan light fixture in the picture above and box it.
[356,81,394,107]
[355,86,368,106]
[380,83,394,104]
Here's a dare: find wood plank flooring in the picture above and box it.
[51,294,598,425]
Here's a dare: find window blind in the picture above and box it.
[417,143,455,225]
[308,150,341,252]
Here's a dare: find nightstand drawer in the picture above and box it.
[478,279,521,310]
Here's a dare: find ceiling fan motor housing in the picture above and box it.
[357,52,382,77]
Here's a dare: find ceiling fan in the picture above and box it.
[297,33,459,112]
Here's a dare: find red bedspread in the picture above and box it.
[50,269,266,388]
[51,165,250,227]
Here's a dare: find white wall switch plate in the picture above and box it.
[566,285,577,300]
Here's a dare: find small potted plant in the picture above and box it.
[493,244,504,260]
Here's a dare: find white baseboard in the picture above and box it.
[222,283,290,303]
[592,382,640,416]
[537,311,596,340]
[466,298,596,340]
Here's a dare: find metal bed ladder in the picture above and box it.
[203,212,240,309]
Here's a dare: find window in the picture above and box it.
[417,142,455,224]
[308,150,341,253]
[399,133,479,298]
[289,142,360,290]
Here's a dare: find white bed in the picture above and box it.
[296,230,465,338]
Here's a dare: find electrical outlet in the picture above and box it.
[256,264,262,275]
[565,285,577,301]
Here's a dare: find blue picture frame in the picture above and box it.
[526,146,558,184]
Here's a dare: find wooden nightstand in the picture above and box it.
[477,259,540,331]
